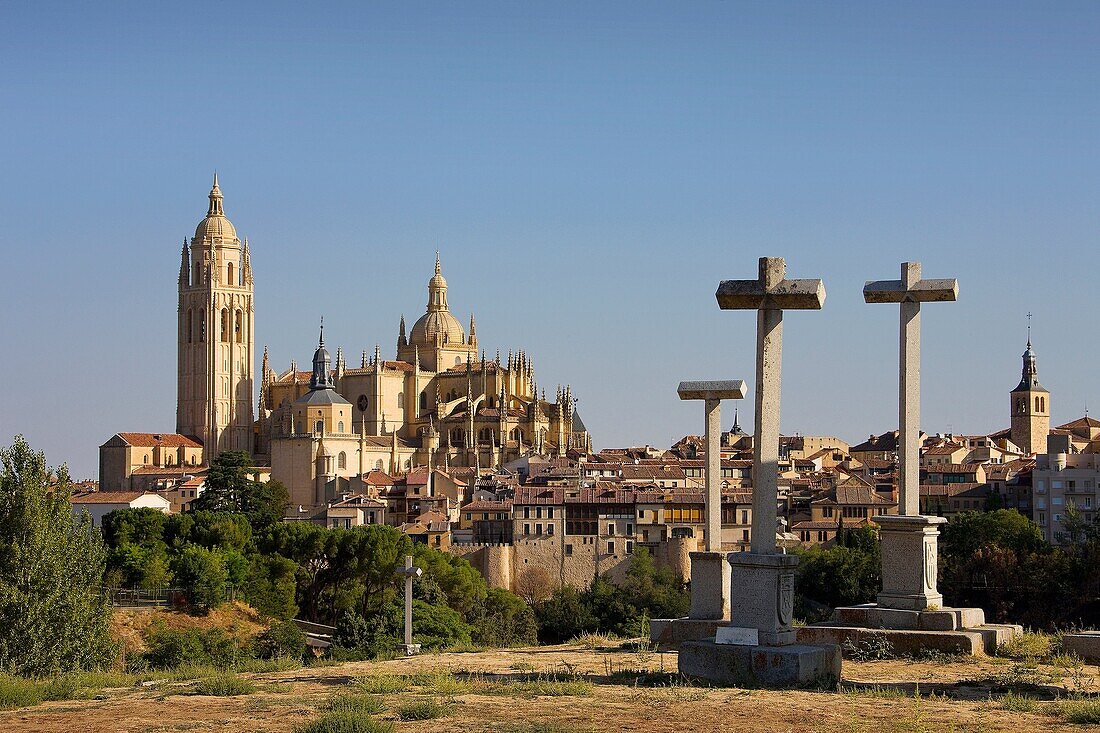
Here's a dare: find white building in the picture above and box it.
[70,491,172,527]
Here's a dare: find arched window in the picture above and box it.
[198,310,206,342]
[220,309,229,342]
[186,310,193,344]
[227,262,234,286]
[315,420,324,433]
[338,421,345,433]
[144,454,150,465]
[487,396,495,408]
[234,310,243,343]
[1035,396,1041,413]
[451,428,465,445]
[338,452,346,469]
[455,356,462,365]
[419,391,427,410]
[397,392,405,409]
[375,459,384,470]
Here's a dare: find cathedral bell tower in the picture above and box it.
[177,175,255,458]
[1009,330,1049,455]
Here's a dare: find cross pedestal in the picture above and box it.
[875,514,946,611]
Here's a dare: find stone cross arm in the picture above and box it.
[396,564,423,579]
[716,257,825,311]
[677,380,746,401]
[864,262,958,303]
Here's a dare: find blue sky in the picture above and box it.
[2,2,1099,477]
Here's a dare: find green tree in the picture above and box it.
[192,452,289,529]
[241,553,299,619]
[172,545,229,613]
[0,436,115,675]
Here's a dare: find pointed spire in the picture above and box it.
[374,343,382,370]
[469,313,477,345]
[398,314,407,349]
[207,172,224,216]
[178,238,190,284]
[361,350,368,368]
[319,316,325,347]
[435,250,441,276]
[309,319,336,391]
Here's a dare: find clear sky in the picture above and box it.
[3,2,1099,478]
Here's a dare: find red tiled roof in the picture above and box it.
[71,491,166,504]
[117,433,202,448]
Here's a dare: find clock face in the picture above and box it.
[357,395,368,412]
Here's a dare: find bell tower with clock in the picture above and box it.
[177,175,256,458]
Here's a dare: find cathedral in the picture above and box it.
[177,177,589,509]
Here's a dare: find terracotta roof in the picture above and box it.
[792,520,840,531]
[130,466,205,475]
[925,463,981,474]
[920,482,986,497]
[116,433,202,448]
[362,469,395,486]
[1058,417,1100,431]
[925,443,965,456]
[330,494,387,508]
[463,499,513,512]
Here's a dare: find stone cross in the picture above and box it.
[395,555,423,653]
[716,257,825,553]
[677,381,746,552]
[864,262,958,516]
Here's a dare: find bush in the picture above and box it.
[191,672,257,696]
[0,674,45,710]
[142,626,250,670]
[1055,697,1100,724]
[255,620,307,660]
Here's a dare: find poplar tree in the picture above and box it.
[0,436,114,675]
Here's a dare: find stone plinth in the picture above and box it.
[689,551,731,620]
[876,514,946,611]
[678,640,841,688]
[728,551,798,646]
[804,603,1022,656]
[650,618,728,648]
[1063,632,1100,663]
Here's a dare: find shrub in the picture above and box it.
[191,672,257,696]
[999,632,1055,660]
[255,620,306,660]
[142,626,250,670]
[172,545,229,613]
[1055,697,1100,724]
[1001,692,1037,712]
[0,674,45,710]
[354,674,411,695]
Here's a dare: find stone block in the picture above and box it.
[919,610,958,631]
[689,551,731,620]
[649,618,728,649]
[678,640,841,688]
[974,624,1023,655]
[728,552,799,645]
[796,625,984,658]
[954,607,986,629]
[1062,632,1100,663]
[832,604,920,630]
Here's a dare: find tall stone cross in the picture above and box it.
[677,381,747,552]
[716,257,825,554]
[864,262,958,516]
[395,555,423,654]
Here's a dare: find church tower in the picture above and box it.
[1009,332,1049,455]
[177,175,255,458]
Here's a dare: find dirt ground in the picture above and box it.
[2,643,1096,733]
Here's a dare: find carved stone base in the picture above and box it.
[727,552,798,646]
[875,514,946,611]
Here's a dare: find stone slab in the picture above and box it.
[677,381,747,401]
[678,640,841,688]
[796,625,984,657]
[1062,632,1100,663]
[649,618,727,649]
[954,607,987,628]
[919,610,959,631]
[715,626,759,645]
[832,604,921,630]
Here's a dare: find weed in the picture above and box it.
[842,632,895,661]
[190,672,257,696]
[295,711,396,733]
[321,692,385,715]
[397,697,451,720]
[571,631,617,650]
[998,632,1054,661]
[354,674,411,695]
[409,671,469,695]
[510,661,537,672]
[1000,692,1037,712]
[841,684,911,699]
[0,675,45,710]
[1053,696,1100,724]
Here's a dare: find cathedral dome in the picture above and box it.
[194,214,238,242]
[193,174,239,242]
[410,310,466,347]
